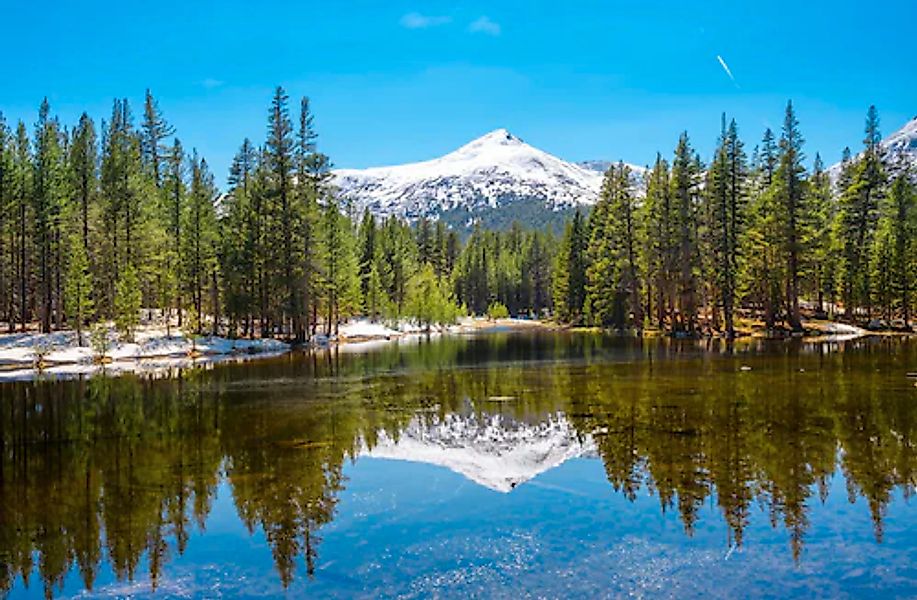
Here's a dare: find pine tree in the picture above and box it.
[141,90,174,188]
[775,101,807,332]
[265,86,299,338]
[640,155,674,328]
[872,217,895,321]
[357,209,381,317]
[704,117,747,337]
[319,198,360,335]
[760,128,778,184]
[432,220,448,278]
[363,261,389,321]
[874,171,915,322]
[723,121,746,334]
[12,122,30,330]
[222,139,257,336]
[250,148,272,336]
[99,99,144,310]
[520,230,553,316]
[164,138,186,326]
[551,209,587,322]
[740,131,785,331]
[839,106,886,320]
[0,113,11,330]
[182,154,219,334]
[114,263,141,341]
[64,233,93,346]
[416,217,433,264]
[806,154,836,316]
[69,113,97,252]
[670,132,701,334]
[32,99,67,332]
[295,96,329,340]
[585,163,641,329]
[378,217,416,315]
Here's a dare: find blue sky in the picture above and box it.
[2,0,916,183]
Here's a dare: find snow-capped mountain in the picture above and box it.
[362,412,595,493]
[883,115,917,171]
[334,129,640,228]
[829,115,917,180]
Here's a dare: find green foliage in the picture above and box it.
[90,323,111,361]
[319,197,361,335]
[114,264,141,341]
[486,301,510,320]
[739,165,785,329]
[551,210,586,322]
[702,117,747,336]
[405,264,462,330]
[641,154,675,329]
[181,154,219,334]
[668,132,702,334]
[363,262,391,321]
[64,233,94,346]
[872,172,915,320]
[805,154,837,314]
[773,100,808,331]
[585,163,642,329]
[452,221,555,318]
[837,106,887,319]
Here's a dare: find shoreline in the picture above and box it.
[0,316,908,382]
[0,317,550,381]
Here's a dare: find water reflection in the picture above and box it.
[1,333,915,597]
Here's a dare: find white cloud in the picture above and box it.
[201,78,224,89]
[400,12,451,29]
[716,55,738,87]
[469,16,501,36]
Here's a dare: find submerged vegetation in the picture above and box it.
[0,91,913,342]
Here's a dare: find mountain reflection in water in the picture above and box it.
[1,332,916,598]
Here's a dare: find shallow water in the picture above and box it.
[2,332,916,598]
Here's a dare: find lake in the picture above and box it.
[2,332,916,598]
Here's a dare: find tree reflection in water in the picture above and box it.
[0,333,915,598]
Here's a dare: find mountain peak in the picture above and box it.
[332,128,606,226]
[458,128,524,152]
[481,127,519,142]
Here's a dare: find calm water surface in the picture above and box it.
[2,332,917,598]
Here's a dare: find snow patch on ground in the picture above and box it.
[338,319,402,339]
[0,326,289,381]
[335,318,470,344]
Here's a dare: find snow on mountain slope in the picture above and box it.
[579,159,648,193]
[883,116,917,169]
[334,129,611,222]
[362,412,595,492]
[829,116,917,181]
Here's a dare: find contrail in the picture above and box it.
[716,55,739,87]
